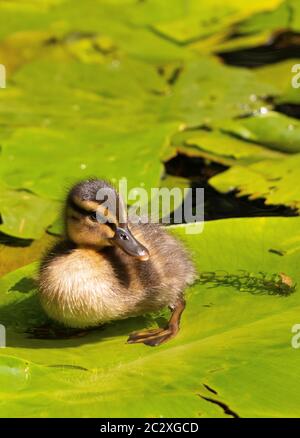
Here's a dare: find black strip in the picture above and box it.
[69,199,95,217]
[69,199,116,228]
[0,418,298,433]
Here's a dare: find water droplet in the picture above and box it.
[259,107,268,115]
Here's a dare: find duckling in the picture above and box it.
[38,179,196,346]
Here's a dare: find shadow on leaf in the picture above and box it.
[197,270,296,297]
[9,277,37,294]
[0,289,165,349]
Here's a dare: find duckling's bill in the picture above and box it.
[112,226,150,261]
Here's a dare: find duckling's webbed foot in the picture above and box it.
[127,298,186,347]
[127,327,176,346]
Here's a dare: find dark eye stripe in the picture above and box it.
[68,199,116,229]
[69,199,95,217]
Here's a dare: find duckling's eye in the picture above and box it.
[119,232,129,241]
[89,212,98,222]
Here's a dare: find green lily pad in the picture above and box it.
[255,59,300,101]
[0,51,279,238]
[0,218,300,417]
[219,111,300,154]
[151,0,282,44]
[165,127,283,166]
[0,233,56,277]
[234,1,290,36]
[289,0,300,32]
[0,0,188,64]
[0,185,59,239]
[0,124,174,201]
[212,0,300,56]
[169,57,277,126]
[0,56,179,236]
[210,153,300,211]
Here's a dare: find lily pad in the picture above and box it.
[233,1,290,37]
[219,111,300,154]
[210,153,300,211]
[0,51,280,239]
[0,185,59,239]
[151,0,282,45]
[0,218,300,417]
[165,127,283,166]
[0,124,175,201]
[169,57,277,126]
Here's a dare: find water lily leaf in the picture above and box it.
[255,59,300,97]
[0,218,299,417]
[219,111,300,154]
[1,50,282,236]
[210,154,300,211]
[0,0,187,63]
[151,0,281,44]
[169,57,277,126]
[0,52,279,238]
[0,125,175,201]
[252,58,300,109]
[0,30,57,76]
[213,1,300,59]
[185,130,280,161]
[0,185,59,239]
[0,233,55,278]
[234,1,290,36]
[289,0,300,32]
[212,30,273,54]
[166,127,283,166]
[46,217,63,237]
[0,56,178,237]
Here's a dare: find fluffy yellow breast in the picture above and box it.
[38,249,134,328]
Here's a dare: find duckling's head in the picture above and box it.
[65,179,149,261]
